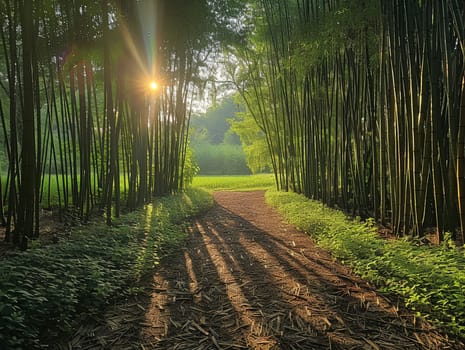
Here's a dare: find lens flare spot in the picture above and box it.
[149,81,158,91]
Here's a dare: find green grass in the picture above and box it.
[5,173,273,209]
[0,188,213,349]
[266,190,465,340]
[3,173,136,209]
[192,174,275,191]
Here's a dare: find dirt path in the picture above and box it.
[68,191,462,349]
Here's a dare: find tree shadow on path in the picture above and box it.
[63,191,462,350]
[142,191,460,350]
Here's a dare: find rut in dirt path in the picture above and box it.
[139,191,459,350]
[66,191,462,350]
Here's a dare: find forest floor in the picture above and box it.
[65,191,463,350]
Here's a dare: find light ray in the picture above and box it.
[137,0,160,78]
[119,20,149,77]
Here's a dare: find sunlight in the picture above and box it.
[119,21,148,78]
[195,221,276,345]
[149,80,158,91]
[113,0,161,97]
[137,0,160,79]
[144,204,153,235]
[184,251,199,295]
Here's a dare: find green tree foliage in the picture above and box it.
[229,108,272,174]
[191,143,250,175]
[190,97,239,145]
[190,96,251,175]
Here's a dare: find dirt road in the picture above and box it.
[69,191,462,349]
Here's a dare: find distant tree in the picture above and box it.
[190,96,251,175]
[229,98,272,174]
[190,97,240,145]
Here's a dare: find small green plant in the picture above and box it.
[266,190,465,339]
[0,188,213,349]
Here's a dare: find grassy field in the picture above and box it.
[192,174,275,191]
[0,174,275,211]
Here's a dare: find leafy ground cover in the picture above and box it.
[0,188,212,349]
[192,174,275,191]
[265,190,465,339]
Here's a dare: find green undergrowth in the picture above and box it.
[266,190,465,339]
[0,188,213,349]
[192,174,275,191]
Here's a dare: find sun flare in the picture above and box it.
[149,81,158,91]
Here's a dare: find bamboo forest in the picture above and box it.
[233,0,465,241]
[1,0,465,349]
[0,0,240,249]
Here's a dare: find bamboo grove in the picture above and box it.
[0,0,240,249]
[233,0,465,241]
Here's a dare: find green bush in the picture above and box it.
[192,142,251,175]
[0,188,212,349]
[266,190,465,339]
